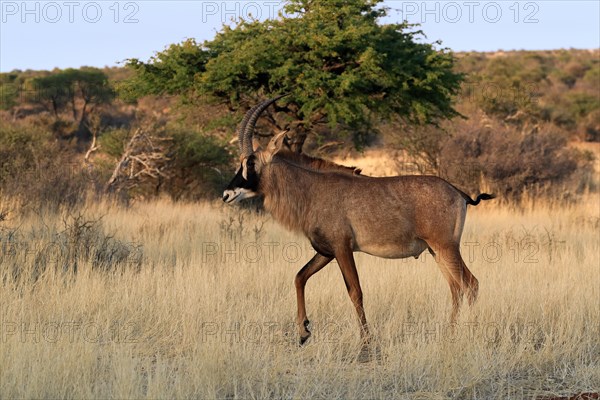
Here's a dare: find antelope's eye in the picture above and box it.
[246,156,257,173]
[241,155,258,181]
[247,155,256,168]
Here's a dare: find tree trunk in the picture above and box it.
[71,95,77,121]
[75,100,91,143]
[51,97,59,118]
[287,126,308,154]
[260,109,308,154]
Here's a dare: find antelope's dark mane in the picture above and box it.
[275,150,361,175]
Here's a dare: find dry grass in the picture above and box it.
[1,196,599,399]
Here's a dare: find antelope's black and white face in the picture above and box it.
[223,155,260,204]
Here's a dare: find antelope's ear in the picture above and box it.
[252,137,262,152]
[268,130,290,153]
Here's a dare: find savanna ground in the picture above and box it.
[1,192,598,399]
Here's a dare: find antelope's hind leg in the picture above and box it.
[429,243,479,322]
[295,253,333,345]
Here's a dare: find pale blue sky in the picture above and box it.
[1,1,599,72]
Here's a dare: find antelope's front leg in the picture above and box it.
[294,253,333,345]
[335,248,370,345]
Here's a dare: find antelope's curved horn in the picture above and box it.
[241,94,289,157]
[238,101,264,154]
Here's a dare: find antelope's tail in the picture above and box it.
[463,193,496,206]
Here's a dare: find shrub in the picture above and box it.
[438,117,587,200]
[165,129,232,200]
[0,125,94,209]
[98,127,132,158]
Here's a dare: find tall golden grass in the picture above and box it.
[1,196,598,399]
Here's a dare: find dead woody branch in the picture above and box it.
[105,129,173,194]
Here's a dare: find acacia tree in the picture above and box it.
[29,72,70,118]
[30,68,113,141]
[125,0,463,152]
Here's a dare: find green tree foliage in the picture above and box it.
[119,39,210,103]
[0,72,23,110]
[124,0,463,151]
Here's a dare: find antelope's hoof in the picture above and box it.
[299,331,311,346]
[357,344,380,363]
[357,346,371,363]
[299,320,311,345]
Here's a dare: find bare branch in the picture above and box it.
[104,128,173,194]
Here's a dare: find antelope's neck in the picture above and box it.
[260,162,312,234]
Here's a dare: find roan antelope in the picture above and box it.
[223,96,495,352]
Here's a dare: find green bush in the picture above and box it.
[98,128,132,158]
[165,129,232,200]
